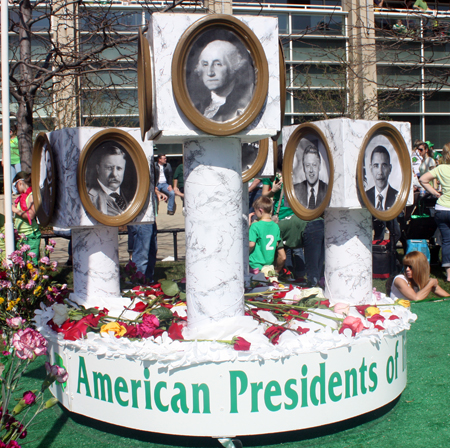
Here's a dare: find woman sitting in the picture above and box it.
[11,172,41,261]
[388,251,447,301]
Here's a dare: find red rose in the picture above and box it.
[297,327,310,335]
[136,314,160,338]
[389,315,400,320]
[264,325,286,345]
[320,299,330,307]
[374,325,385,331]
[131,302,147,312]
[233,336,251,351]
[168,322,184,341]
[339,316,366,336]
[367,314,385,324]
[355,305,370,316]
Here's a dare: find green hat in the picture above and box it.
[425,141,434,148]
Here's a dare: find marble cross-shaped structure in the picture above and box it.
[146,13,281,333]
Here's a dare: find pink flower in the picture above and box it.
[22,391,36,405]
[339,316,366,336]
[136,314,160,338]
[233,336,251,351]
[333,303,350,316]
[6,317,24,329]
[45,245,54,253]
[20,244,31,253]
[28,252,36,259]
[49,239,56,246]
[12,328,47,359]
[40,257,50,265]
[45,362,69,383]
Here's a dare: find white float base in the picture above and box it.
[47,331,407,437]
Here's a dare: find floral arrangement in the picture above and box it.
[0,238,69,448]
[43,276,413,351]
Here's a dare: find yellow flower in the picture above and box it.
[32,274,39,281]
[396,299,411,308]
[26,263,34,270]
[6,301,15,311]
[365,306,380,317]
[16,280,23,287]
[33,286,43,296]
[100,322,127,337]
[21,274,27,280]
[0,297,4,305]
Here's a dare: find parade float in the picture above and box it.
[29,11,416,440]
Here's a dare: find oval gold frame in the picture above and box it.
[77,129,150,227]
[172,14,269,136]
[272,39,286,143]
[138,29,153,141]
[31,132,56,227]
[357,122,411,221]
[242,139,269,183]
[283,123,334,221]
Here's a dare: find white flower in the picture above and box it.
[52,303,69,325]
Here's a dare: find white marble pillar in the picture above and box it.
[324,208,373,303]
[184,138,245,330]
[70,227,123,312]
[242,182,250,277]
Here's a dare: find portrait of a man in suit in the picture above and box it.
[187,32,255,123]
[88,144,130,216]
[365,145,398,211]
[294,144,328,209]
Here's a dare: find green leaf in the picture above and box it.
[179,292,186,301]
[160,280,179,297]
[151,306,173,321]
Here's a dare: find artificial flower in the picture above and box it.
[100,322,127,338]
[365,306,381,317]
[333,303,350,316]
[339,316,366,336]
[395,299,411,308]
[168,322,184,340]
[232,336,251,351]
[51,303,69,326]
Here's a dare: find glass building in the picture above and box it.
[3,0,450,154]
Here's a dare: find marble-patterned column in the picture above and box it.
[324,208,373,304]
[184,138,245,330]
[70,227,123,312]
[242,182,250,277]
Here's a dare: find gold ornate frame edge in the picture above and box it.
[77,129,151,227]
[282,123,334,221]
[172,14,269,136]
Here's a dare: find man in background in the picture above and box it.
[155,154,176,215]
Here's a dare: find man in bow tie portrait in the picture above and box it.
[365,145,398,211]
[294,144,328,209]
[88,144,131,216]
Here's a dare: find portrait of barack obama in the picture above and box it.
[365,145,398,211]
[87,143,137,216]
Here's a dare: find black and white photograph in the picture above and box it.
[39,143,54,216]
[85,141,137,217]
[185,28,256,123]
[292,134,331,210]
[363,134,401,212]
[242,141,260,173]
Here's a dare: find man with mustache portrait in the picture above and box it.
[88,145,129,216]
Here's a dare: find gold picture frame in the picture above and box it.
[172,14,269,136]
[283,123,334,221]
[242,138,269,183]
[138,29,153,142]
[31,132,56,227]
[77,129,150,227]
[357,122,411,221]
[272,39,286,143]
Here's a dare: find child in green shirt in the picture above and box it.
[249,196,286,274]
